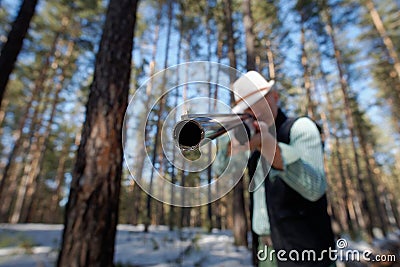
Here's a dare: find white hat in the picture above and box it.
[232,71,275,113]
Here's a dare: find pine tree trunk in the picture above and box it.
[179,60,190,229]
[47,139,70,223]
[365,0,400,83]
[324,8,374,238]
[57,0,138,266]
[0,0,39,109]
[243,0,257,259]
[265,39,275,80]
[243,0,255,71]
[0,31,60,210]
[355,116,389,235]
[130,183,141,225]
[4,39,63,222]
[300,17,315,119]
[313,79,339,233]
[144,6,162,233]
[169,18,182,231]
[315,50,352,234]
[179,171,188,228]
[0,98,9,131]
[205,5,214,233]
[0,90,49,221]
[334,135,354,233]
[214,35,223,230]
[224,0,248,247]
[155,0,172,229]
[11,39,75,224]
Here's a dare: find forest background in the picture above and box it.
[0,0,400,265]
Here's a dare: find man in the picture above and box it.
[231,71,336,267]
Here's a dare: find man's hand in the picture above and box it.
[260,235,273,247]
[226,133,250,156]
[247,121,284,170]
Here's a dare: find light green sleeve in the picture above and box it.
[213,133,250,175]
[212,134,230,176]
[269,117,327,202]
[252,164,270,235]
[214,134,270,235]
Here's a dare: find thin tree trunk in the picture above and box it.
[243,0,257,260]
[335,135,354,233]
[214,34,223,230]
[11,40,75,224]
[224,0,248,247]
[144,6,162,232]
[324,7,374,238]
[355,115,389,236]
[365,0,400,84]
[155,0,172,229]
[130,182,141,225]
[57,0,138,266]
[265,39,275,80]
[343,145,363,235]
[169,12,182,231]
[0,98,9,129]
[1,36,64,221]
[314,47,351,234]
[312,78,339,233]
[204,3,215,233]
[47,139,70,223]
[179,171,188,228]
[179,47,190,229]
[224,0,237,106]
[0,0,39,109]
[323,76,354,234]
[243,0,255,71]
[0,31,60,207]
[130,73,152,225]
[378,151,400,228]
[300,17,315,119]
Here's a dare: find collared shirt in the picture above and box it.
[214,117,327,236]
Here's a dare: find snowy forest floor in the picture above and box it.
[1,224,400,267]
[0,224,252,267]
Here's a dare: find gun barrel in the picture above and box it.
[173,113,254,150]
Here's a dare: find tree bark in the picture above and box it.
[214,33,223,231]
[0,0,39,109]
[224,0,248,247]
[243,0,257,260]
[243,0,255,71]
[169,7,182,231]
[57,0,138,266]
[204,3,214,233]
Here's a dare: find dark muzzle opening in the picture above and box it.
[173,120,204,149]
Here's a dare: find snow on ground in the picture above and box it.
[0,224,252,267]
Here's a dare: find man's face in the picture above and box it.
[244,90,279,126]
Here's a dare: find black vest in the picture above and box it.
[248,109,335,267]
